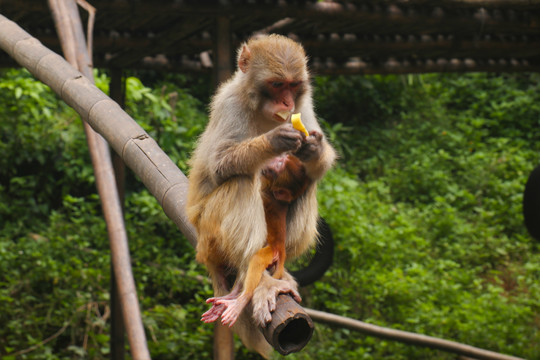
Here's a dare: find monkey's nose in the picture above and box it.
[282,100,294,111]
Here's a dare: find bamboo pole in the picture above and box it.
[262,295,314,355]
[46,1,149,359]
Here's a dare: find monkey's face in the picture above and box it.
[261,79,305,123]
[261,155,286,182]
[261,155,308,203]
[238,35,309,124]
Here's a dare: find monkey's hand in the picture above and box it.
[251,271,301,326]
[266,124,303,154]
[294,130,323,162]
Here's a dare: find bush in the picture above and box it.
[295,73,540,359]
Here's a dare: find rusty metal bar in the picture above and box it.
[212,16,235,360]
[306,308,524,360]
[109,68,127,360]
[213,16,233,87]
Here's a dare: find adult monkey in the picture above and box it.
[187,34,336,357]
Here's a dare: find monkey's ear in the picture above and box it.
[238,45,251,73]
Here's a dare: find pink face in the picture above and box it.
[261,154,308,203]
[263,79,303,123]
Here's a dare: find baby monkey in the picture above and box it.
[202,154,310,326]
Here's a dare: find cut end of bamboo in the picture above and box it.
[262,294,314,355]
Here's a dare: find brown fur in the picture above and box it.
[203,155,310,329]
[261,154,311,280]
[187,34,336,357]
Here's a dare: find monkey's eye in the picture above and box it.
[290,82,301,88]
[271,81,284,88]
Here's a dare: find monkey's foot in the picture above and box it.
[201,292,239,323]
[252,272,301,327]
[205,291,238,305]
[214,296,249,327]
[201,302,226,323]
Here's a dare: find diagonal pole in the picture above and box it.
[46,1,150,359]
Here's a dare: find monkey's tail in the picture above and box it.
[232,309,272,359]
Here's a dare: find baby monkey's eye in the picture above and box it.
[271,82,284,88]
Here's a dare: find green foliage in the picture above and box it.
[314,75,410,125]
[123,75,207,172]
[0,69,211,359]
[291,73,540,359]
[1,69,539,359]
[0,68,93,224]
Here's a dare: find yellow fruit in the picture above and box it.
[291,113,309,137]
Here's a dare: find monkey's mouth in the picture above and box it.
[275,111,291,122]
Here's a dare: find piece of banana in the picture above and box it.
[291,113,309,137]
[276,111,291,121]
